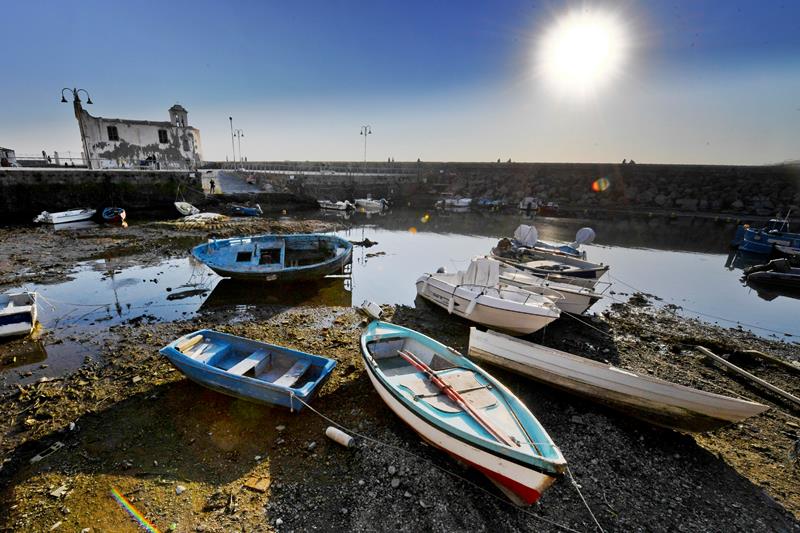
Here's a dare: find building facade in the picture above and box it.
[73,99,202,169]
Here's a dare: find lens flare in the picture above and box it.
[408,227,418,234]
[592,177,610,192]
[420,213,431,223]
[111,486,161,533]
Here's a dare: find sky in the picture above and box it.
[0,0,798,164]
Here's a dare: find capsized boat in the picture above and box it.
[192,234,353,282]
[318,199,355,211]
[175,201,200,216]
[468,328,769,432]
[0,292,37,338]
[492,258,603,314]
[102,207,126,224]
[231,204,263,217]
[361,321,566,504]
[33,208,96,224]
[160,329,336,410]
[416,258,560,335]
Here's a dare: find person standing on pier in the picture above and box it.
[209,178,216,194]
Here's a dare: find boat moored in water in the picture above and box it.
[160,329,336,410]
[0,291,38,338]
[192,234,353,282]
[732,215,800,255]
[360,320,566,504]
[318,199,355,211]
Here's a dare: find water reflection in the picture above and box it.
[201,278,352,310]
[0,338,47,371]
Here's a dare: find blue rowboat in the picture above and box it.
[160,329,336,410]
[232,204,263,217]
[102,206,126,224]
[360,321,566,505]
[732,218,800,255]
[191,234,353,282]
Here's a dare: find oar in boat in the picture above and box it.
[397,349,518,447]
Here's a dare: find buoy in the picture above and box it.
[325,426,354,448]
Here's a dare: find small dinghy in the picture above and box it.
[231,204,263,217]
[493,258,603,314]
[355,197,389,210]
[0,292,37,338]
[416,258,560,335]
[175,201,200,216]
[160,329,336,410]
[102,207,126,224]
[192,234,353,282]
[33,208,96,224]
[468,328,769,433]
[361,321,566,504]
[318,199,355,211]
[745,259,800,289]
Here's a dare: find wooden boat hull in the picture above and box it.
[416,276,559,335]
[192,234,353,282]
[160,329,336,410]
[468,329,769,433]
[0,292,37,338]
[360,321,565,505]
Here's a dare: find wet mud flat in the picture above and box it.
[0,296,799,532]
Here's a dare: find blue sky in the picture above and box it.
[1,0,798,164]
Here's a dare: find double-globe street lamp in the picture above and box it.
[360,125,372,173]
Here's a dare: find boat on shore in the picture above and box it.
[0,291,38,338]
[360,321,566,504]
[231,204,263,217]
[192,234,353,282]
[318,199,355,211]
[468,328,769,433]
[33,208,96,224]
[175,201,200,216]
[101,207,126,224]
[416,258,560,335]
[160,329,336,410]
[493,259,603,314]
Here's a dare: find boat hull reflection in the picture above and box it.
[201,278,352,310]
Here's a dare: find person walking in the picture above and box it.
[209,178,216,194]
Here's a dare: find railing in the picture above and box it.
[8,154,197,171]
[206,160,419,177]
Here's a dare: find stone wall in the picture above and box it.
[0,168,203,221]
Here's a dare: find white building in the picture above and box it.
[0,146,17,166]
[72,98,202,169]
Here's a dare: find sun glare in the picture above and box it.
[537,9,628,98]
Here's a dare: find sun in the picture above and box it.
[537,8,628,98]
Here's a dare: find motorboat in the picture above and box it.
[731,215,800,255]
[355,197,389,210]
[361,321,566,504]
[192,234,353,282]
[318,200,355,211]
[416,258,560,335]
[33,208,96,224]
[511,225,595,259]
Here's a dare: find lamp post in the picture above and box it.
[229,117,236,169]
[61,88,93,168]
[233,129,244,166]
[359,125,372,173]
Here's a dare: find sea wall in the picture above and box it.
[231,161,800,217]
[0,168,203,221]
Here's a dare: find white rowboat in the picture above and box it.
[0,292,38,338]
[468,328,770,432]
[33,208,96,224]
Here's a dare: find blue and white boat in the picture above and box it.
[0,292,38,338]
[231,204,263,217]
[732,216,800,255]
[191,234,353,282]
[360,320,566,505]
[160,329,336,410]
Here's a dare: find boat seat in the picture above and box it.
[272,359,311,388]
[228,350,270,376]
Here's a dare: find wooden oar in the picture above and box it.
[397,349,517,447]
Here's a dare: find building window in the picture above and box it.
[107,126,119,141]
[158,129,169,144]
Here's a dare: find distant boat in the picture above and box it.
[192,234,353,282]
[160,329,336,410]
[416,258,560,335]
[101,207,126,224]
[0,291,37,338]
[518,197,539,211]
[33,208,96,224]
[537,202,560,216]
[355,197,388,210]
[436,197,472,208]
[231,204,263,217]
[467,328,769,433]
[361,321,566,505]
[476,198,504,208]
[318,200,355,211]
[175,201,200,216]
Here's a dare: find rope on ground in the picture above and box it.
[288,392,586,533]
[566,465,605,533]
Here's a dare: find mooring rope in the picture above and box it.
[288,391,598,533]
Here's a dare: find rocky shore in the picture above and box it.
[1,218,799,532]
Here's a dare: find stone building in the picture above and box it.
[71,97,202,169]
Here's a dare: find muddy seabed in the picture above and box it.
[0,219,799,533]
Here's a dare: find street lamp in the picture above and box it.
[61,88,93,105]
[360,125,372,172]
[229,117,236,169]
[61,88,93,168]
[233,129,244,166]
